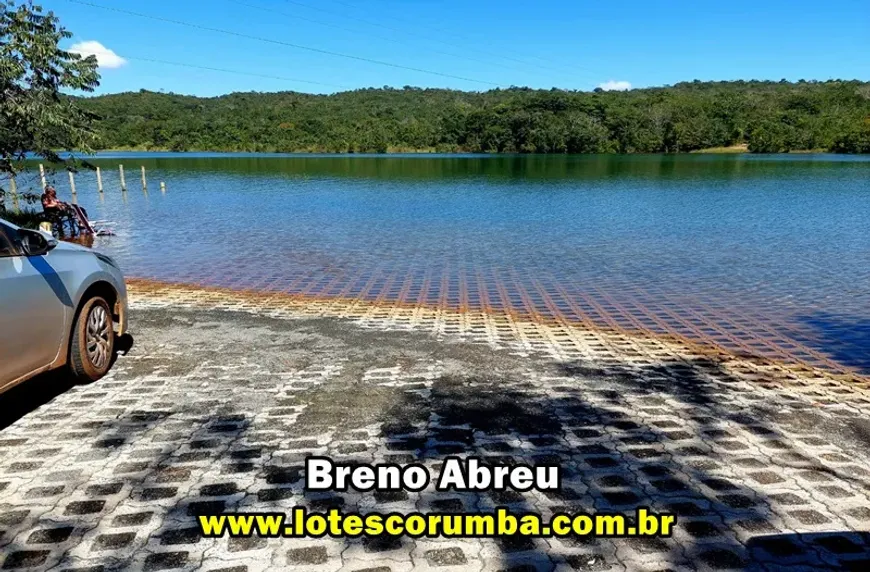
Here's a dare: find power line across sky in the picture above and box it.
[272,0,598,79]
[65,0,506,88]
[122,56,353,90]
[49,0,870,97]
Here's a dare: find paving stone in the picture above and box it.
[600,491,641,506]
[491,490,525,504]
[734,519,779,534]
[1,550,50,569]
[845,506,870,520]
[228,535,266,552]
[113,462,149,474]
[306,495,346,511]
[64,500,106,515]
[666,502,707,517]
[430,498,464,511]
[0,439,28,447]
[696,547,746,569]
[769,492,807,506]
[265,467,301,485]
[788,509,831,525]
[623,536,669,554]
[683,521,721,538]
[200,483,238,496]
[24,485,65,498]
[186,500,225,516]
[58,565,105,572]
[2,293,870,572]
[424,547,467,566]
[496,535,537,553]
[7,462,43,472]
[143,551,189,571]
[93,438,126,449]
[286,546,329,564]
[585,458,619,469]
[160,527,201,545]
[86,483,124,497]
[257,488,295,502]
[154,468,191,483]
[717,494,757,509]
[818,485,852,498]
[222,463,255,474]
[747,471,785,484]
[27,526,74,544]
[363,536,404,553]
[92,532,136,551]
[0,510,29,526]
[649,478,688,493]
[374,489,408,503]
[137,488,177,501]
[113,512,154,527]
[176,451,211,462]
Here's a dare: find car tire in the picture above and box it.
[69,296,115,382]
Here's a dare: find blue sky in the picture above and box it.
[44,0,869,97]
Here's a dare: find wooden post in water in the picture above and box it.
[160,181,166,194]
[39,164,47,190]
[96,167,104,193]
[140,165,147,191]
[9,177,19,212]
[68,170,77,196]
[119,164,127,192]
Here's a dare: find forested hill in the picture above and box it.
[76,80,870,154]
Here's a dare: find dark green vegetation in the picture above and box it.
[3,208,41,229]
[79,81,870,154]
[0,1,99,173]
[1,0,100,221]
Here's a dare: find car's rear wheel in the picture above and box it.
[69,296,115,382]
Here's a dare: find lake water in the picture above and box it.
[33,153,870,375]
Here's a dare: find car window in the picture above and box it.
[0,222,21,257]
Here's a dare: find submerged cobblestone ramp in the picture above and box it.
[1,283,869,571]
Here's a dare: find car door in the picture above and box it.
[0,221,68,387]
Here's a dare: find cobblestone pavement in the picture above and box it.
[1,283,869,571]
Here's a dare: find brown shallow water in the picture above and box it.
[126,278,868,385]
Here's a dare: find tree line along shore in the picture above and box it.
[76,80,870,155]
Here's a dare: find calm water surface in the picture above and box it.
[41,154,870,374]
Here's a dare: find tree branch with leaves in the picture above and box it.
[1,0,101,213]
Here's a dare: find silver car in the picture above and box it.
[0,217,128,394]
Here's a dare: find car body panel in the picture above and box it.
[0,217,128,394]
[0,252,68,382]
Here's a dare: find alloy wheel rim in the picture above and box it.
[86,305,111,370]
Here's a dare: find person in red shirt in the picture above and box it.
[41,185,68,215]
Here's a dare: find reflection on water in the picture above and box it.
[60,234,95,248]
[55,151,870,181]
[34,153,870,375]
